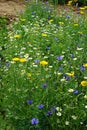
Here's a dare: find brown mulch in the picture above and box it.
[0,0,25,19]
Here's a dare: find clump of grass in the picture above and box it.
[1,1,87,130]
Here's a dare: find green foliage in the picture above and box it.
[72,0,87,6]
[40,0,87,6]
[51,0,67,4]
[0,16,10,130]
[1,1,87,130]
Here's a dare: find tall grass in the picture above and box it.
[1,1,87,130]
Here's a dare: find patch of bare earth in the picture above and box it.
[0,0,25,19]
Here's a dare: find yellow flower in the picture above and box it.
[84,6,87,9]
[27,42,31,44]
[83,63,87,67]
[42,33,47,37]
[67,1,72,6]
[12,57,20,61]
[19,58,27,62]
[40,60,48,66]
[34,24,39,27]
[21,70,25,75]
[80,11,84,15]
[80,7,85,10]
[78,31,83,35]
[84,95,87,99]
[49,19,53,22]
[14,34,20,38]
[20,18,26,22]
[59,22,64,25]
[81,81,87,86]
[74,23,78,26]
[74,0,78,2]
[68,89,74,93]
[27,73,32,77]
[66,72,74,77]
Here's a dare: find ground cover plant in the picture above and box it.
[0,1,87,130]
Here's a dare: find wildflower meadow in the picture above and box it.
[0,1,87,130]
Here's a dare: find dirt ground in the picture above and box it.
[0,0,25,18]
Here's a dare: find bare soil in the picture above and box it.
[0,0,25,18]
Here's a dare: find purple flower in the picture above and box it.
[31,118,39,125]
[27,100,33,105]
[46,110,52,117]
[80,66,85,72]
[47,15,51,20]
[54,37,58,41]
[32,12,36,15]
[57,56,63,61]
[66,15,70,19]
[51,106,56,112]
[59,67,63,71]
[38,104,44,109]
[73,90,79,95]
[42,83,47,88]
[34,59,40,63]
[71,54,75,58]
[6,63,10,67]
[46,46,50,50]
[64,74,70,81]
[65,76,70,81]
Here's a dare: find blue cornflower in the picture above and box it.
[32,12,36,15]
[36,128,40,130]
[47,15,51,20]
[57,56,63,61]
[38,104,44,109]
[59,67,63,71]
[66,15,70,19]
[51,106,56,112]
[46,110,52,117]
[6,63,10,67]
[46,46,50,50]
[80,66,85,72]
[42,83,47,88]
[73,90,79,95]
[27,100,33,105]
[31,118,39,125]
[71,54,75,58]
[34,59,40,63]
[54,37,58,41]
[65,76,70,81]
[64,74,70,81]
